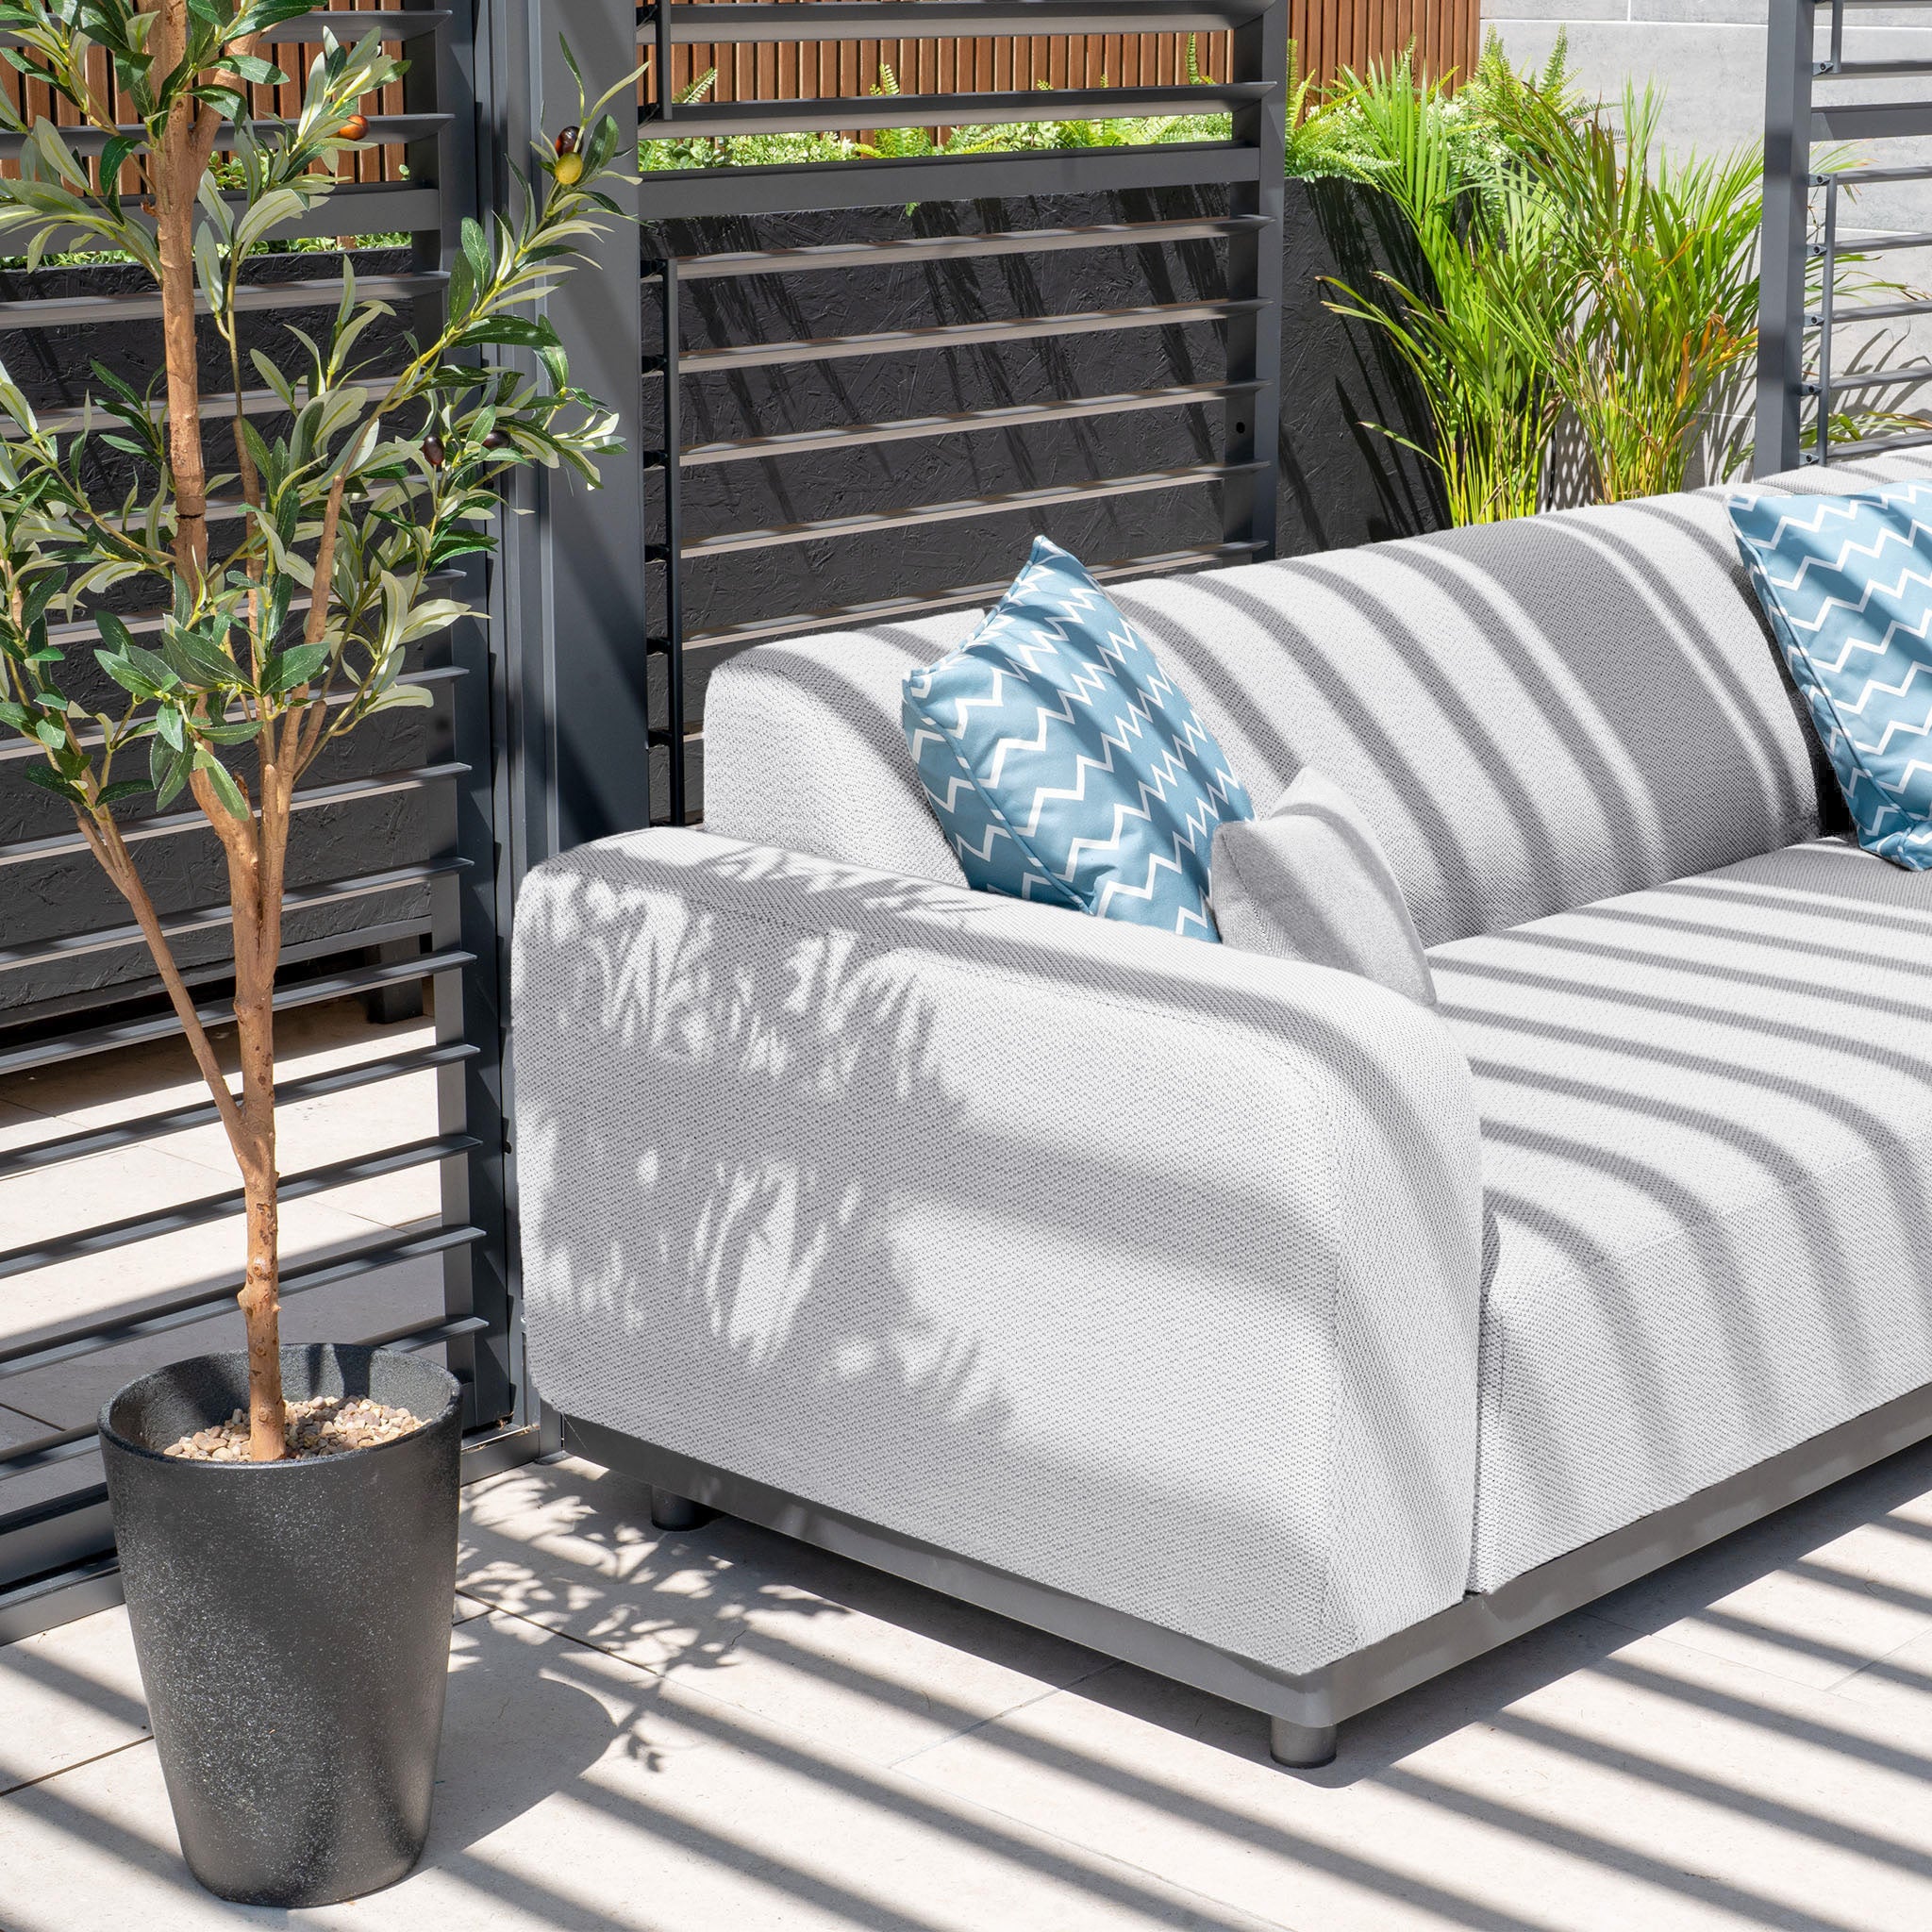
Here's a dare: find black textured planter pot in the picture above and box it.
[99,1344,462,1907]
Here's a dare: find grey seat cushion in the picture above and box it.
[1431,837,1932,1591]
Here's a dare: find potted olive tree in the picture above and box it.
[0,0,631,1904]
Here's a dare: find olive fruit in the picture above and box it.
[338,111,369,140]
[422,435,445,469]
[553,149,584,187]
[555,125,581,156]
[481,429,508,450]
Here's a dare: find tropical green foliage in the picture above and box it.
[1322,37,1910,518]
[1322,49,1581,523]
[1485,79,1762,503]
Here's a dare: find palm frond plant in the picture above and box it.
[1487,80,1760,502]
[1323,53,1575,524]
[0,3,632,1461]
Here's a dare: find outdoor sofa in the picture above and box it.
[509,456,1932,1767]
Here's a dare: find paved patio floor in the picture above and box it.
[9,1434,1932,1930]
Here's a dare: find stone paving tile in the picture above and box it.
[0,1611,1288,1932]
[897,1609,1932,1932]
[458,1457,1113,1770]
[21,1443,1932,1929]
[0,1607,149,1796]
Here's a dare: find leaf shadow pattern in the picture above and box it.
[508,831,1475,1677]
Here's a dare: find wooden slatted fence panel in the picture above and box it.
[644,0,1481,125]
[0,0,410,195]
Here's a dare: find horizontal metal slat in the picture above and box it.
[0,114,447,159]
[675,461,1260,558]
[365,1312,488,1353]
[680,382,1258,466]
[0,945,474,1076]
[642,84,1264,141]
[0,1224,485,1385]
[7,184,442,258]
[0,1424,95,1478]
[1815,58,1932,76]
[1813,164,1932,186]
[635,142,1260,219]
[252,8,451,39]
[1810,360,1932,392]
[0,1042,475,1178]
[0,1133,478,1283]
[659,216,1267,280]
[1813,101,1932,139]
[680,540,1264,652]
[641,0,1263,42]
[1822,425,1932,458]
[0,271,444,330]
[664,297,1262,375]
[1816,227,1932,257]
[0,667,462,767]
[0,761,467,870]
[1811,296,1932,325]
[0,858,462,976]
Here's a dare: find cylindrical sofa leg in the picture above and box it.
[1269,1717,1338,1769]
[649,1487,715,1533]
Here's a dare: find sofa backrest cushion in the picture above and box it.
[1106,488,1828,947]
[702,611,981,889]
[702,465,1896,943]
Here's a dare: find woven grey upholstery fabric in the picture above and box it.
[1211,769,1437,1005]
[701,611,981,887]
[512,826,1487,1674]
[1107,491,1830,948]
[705,487,1840,950]
[1429,836,1932,1591]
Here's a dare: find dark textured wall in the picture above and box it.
[641,178,1443,808]
[0,248,438,1021]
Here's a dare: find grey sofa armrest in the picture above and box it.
[510,828,1485,1675]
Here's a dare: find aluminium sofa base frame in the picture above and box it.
[556,1374,1932,1770]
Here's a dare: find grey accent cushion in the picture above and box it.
[701,611,983,889]
[1430,836,1932,1591]
[1211,768,1436,1004]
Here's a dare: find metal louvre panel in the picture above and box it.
[1757,0,1932,466]
[0,0,525,1631]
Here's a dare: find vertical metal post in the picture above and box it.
[653,254,688,825]
[406,0,513,1427]
[1817,174,1838,465]
[652,1,675,125]
[517,0,650,858]
[1756,0,1815,475]
[1224,0,1287,558]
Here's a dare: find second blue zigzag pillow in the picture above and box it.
[902,538,1252,941]
[1729,478,1932,869]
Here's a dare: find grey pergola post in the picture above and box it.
[488,0,651,871]
[1755,0,1815,476]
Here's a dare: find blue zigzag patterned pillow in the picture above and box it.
[902,538,1252,941]
[1730,479,1932,869]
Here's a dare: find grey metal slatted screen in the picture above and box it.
[1757,0,1932,469]
[0,0,526,1645]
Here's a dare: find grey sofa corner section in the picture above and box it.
[512,455,1932,1756]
